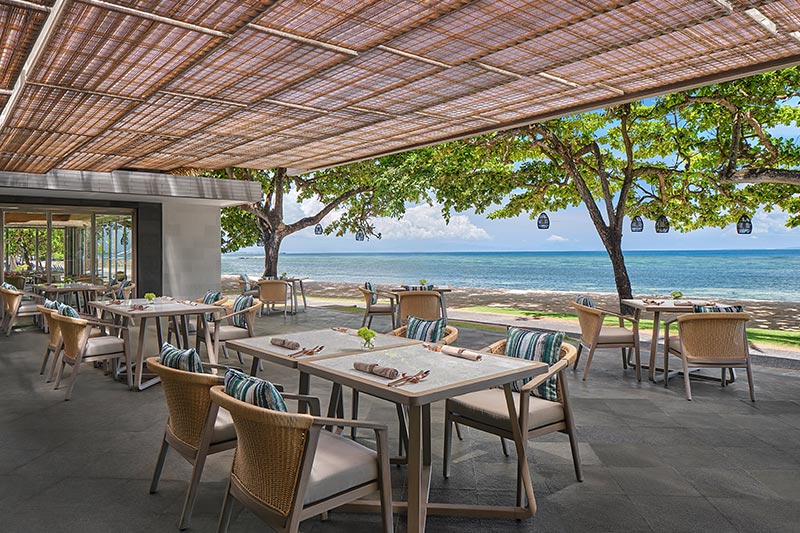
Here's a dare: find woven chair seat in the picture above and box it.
[85,336,125,356]
[448,389,564,431]
[304,431,378,505]
[596,326,635,344]
[212,408,236,444]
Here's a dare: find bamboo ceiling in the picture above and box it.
[1,0,800,174]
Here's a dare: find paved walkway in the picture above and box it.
[1,305,800,532]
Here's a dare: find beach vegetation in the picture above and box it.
[206,164,428,277]
[415,67,800,310]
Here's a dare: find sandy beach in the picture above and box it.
[221,276,797,332]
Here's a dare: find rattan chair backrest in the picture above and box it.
[677,312,750,362]
[357,286,374,306]
[50,313,88,360]
[396,291,442,323]
[257,280,290,303]
[37,305,61,347]
[5,274,25,290]
[573,303,604,342]
[146,357,221,449]
[0,287,21,315]
[210,386,313,517]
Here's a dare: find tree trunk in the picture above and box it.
[602,235,634,314]
[262,232,283,278]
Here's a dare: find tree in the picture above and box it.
[208,160,429,277]
[419,67,800,307]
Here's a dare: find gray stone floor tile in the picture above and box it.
[679,467,779,499]
[708,497,800,532]
[630,495,737,532]
[745,468,800,500]
[608,466,701,496]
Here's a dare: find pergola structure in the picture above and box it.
[1,0,799,176]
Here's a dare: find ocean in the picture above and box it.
[221,249,800,302]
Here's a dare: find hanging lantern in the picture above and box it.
[655,215,670,233]
[355,230,365,241]
[736,215,752,235]
[630,216,644,233]
[537,213,550,230]
[314,223,323,235]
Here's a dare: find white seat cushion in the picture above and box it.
[448,389,564,431]
[304,431,378,505]
[215,325,251,341]
[212,407,236,444]
[596,326,635,344]
[367,304,394,313]
[17,302,39,314]
[85,336,125,356]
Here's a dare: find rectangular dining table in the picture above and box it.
[392,286,452,319]
[227,327,421,400]
[34,282,108,313]
[89,298,224,390]
[298,343,547,532]
[621,298,721,381]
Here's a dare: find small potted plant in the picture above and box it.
[357,327,377,349]
[280,272,288,280]
[144,292,156,303]
[670,291,683,300]
[419,279,427,285]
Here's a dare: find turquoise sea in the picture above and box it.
[221,249,800,302]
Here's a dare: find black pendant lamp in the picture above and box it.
[736,215,752,235]
[537,212,550,230]
[355,230,365,241]
[314,223,323,235]
[655,215,670,233]
[630,215,644,233]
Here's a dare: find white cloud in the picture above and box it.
[546,234,568,242]
[375,204,490,240]
[752,208,792,236]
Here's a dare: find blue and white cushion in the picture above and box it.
[1,281,18,291]
[364,281,378,305]
[44,299,61,310]
[58,304,81,319]
[231,295,253,329]
[405,315,446,342]
[239,273,251,292]
[202,290,222,321]
[224,369,287,412]
[115,279,132,298]
[159,342,204,373]
[403,284,435,291]
[575,295,595,308]
[694,304,745,313]
[505,327,565,401]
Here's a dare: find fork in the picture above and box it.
[289,345,324,358]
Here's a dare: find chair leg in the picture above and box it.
[235,350,243,364]
[500,436,509,457]
[396,403,409,458]
[681,357,693,401]
[664,346,670,388]
[40,345,53,375]
[443,409,453,479]
[221,345,230,360]
[216,480,235,533]
[454,422,463,441]
[149,436,169,494]
[375,429,393,533]
[721,368,727,387]
[46,346,62,382]
[64,358,84,401]
[566,421,583,482]
[53,358,66,390]
[361,313,368,327]
[367,315,373,328]
[620,348,628,369]
[633,339,642,382]
[179,451,209,530]
[581,346,598,381]
[729,368,736,384]
[746,360,756,402]
[351,389,360,440]
[573,343,583,370]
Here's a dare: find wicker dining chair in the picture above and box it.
[50,312,130,400]
[257,279,293,317]
[167,293,229,348]
[444,341,582,491]
[1,285,42,336]
[572,302,641,382]
[395,290,443,325]
[663,312,755,401]
[146,357,242,530]
[357,286,397,329]
[210,386,394,533]
[196,299,262,364]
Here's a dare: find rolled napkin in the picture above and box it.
[440,345,483,361]
[271,338,301,350]
[353,362,400,379]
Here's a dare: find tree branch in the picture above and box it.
[283,186,368,234]
[724,168,800,185]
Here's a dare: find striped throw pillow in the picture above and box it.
[405,315,446,342]
[364,281,378,304]
[694,304,744,313]
[1,281,18,291]
[231,295,253,329]
[202,290,222,321]
[44,299,61,310]
[575,295,595,308]
[159,342,204,373]
[404,284,435,291]
[59,305,81,319]
[505,327,565,401]
[239,273,251,291]
[224,369,287,412]
[116,279,132,298]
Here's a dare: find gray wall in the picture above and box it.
[161,201,221,299]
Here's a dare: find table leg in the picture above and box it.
[155,316,164,348]
[249,356,260,376]
[299,280,307,312]
[180,314,190,348]
[133,317,161,390]
[407,404,430,533]
[649,311,660,381]
[200,315,217,365]
[298,372,310,414]
[292,282,299,314]
[439,293,447,319]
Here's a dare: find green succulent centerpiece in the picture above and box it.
[144,292,156,303]
[670,291,683,300]
[357,327,376,349]
[419,279,427,285]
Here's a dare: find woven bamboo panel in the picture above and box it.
[114,93,237,136]
[0,152,59,173]
[125,152,201,170]
[57,152,134,172]
[0,5,48,90]
[169,28,348,104]
[78,130,178,156]
[762,0,800,30]
[204,103,324,139]
[6,85,135,135]
[28,3,221,99]
[185,154,250,169]
[159,132,249,156]
[118,0,272,33]
[223,135,311,157]
[0,128,90,158]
